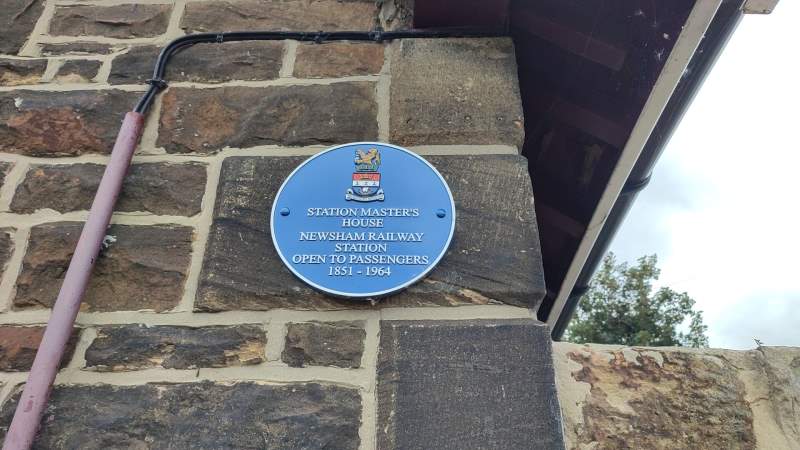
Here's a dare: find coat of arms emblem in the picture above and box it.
[346,148,385,202]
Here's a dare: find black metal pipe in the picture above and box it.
[134,27,505,113]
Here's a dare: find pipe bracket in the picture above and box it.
[146,78,168,90]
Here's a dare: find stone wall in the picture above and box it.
[0,1,563,449]
[554,342,800,450]
[2,2,797,450]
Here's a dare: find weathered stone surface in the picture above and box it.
[54,60,102,83]
[553,342,767,450]
[378,319,564,449]
[0,161,13,188]
[283,322,365,368]
[749,346,800,449]
[0,227,14,279]
[85,324,266,371]
[0,382,361,449]
[294,43,384,78]
[158,83,377,153]
[109,42,283,85]
[390,38,524,148]
[378,0,413,31]
[0,326,79,371]
[14,223,193,312]
[0,59,46,86]
[413,155,544,306]
[40,42,116,56]
[0,90,139,157]
[196,154,544,311]
[50,4,171,38]
[182,0,377,33]
[11,162,207,216]
[108,46,159,85]
[195,157,325,311]
[171,41,281,82]
[0,0,44,55]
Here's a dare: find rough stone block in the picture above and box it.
[157,83,377,153]
[182,0,377,33]
[50,4,171,38]
[753,346,800,448]
[109,42,284,85]
[0,90,140,157]
[0,59,47,86]
[108,46,160,85]
[14,223,193,312]
[85,324,266,371]
[294,43,385,78]
[11,162,207,216]
[0,326,79,372]
[282,322,365,368]
[419,155,545,306]
[0,0,45,55]
[195,154,544,311]
[390,38,524,148]
[0,228,13,279]
[0,161,13,188]
[551,342,798,449]
[0,382,361,449]
[54,60,102,83]
[379,0,413,31]
[377,319,564,449]
[40,43,116,56]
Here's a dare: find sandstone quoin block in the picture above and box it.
[195,154,545,311]
[390,38,524,148]
[377,319,565,449]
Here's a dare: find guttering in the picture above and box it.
[2,27,505,450]
[550,0,748,339]
[543,0,726,334]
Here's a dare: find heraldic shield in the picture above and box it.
[346,148,385,202]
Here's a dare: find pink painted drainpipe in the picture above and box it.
[2,112,145,450]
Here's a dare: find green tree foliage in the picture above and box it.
[565,252,709,347]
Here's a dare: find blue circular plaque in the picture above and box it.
[271,142,455,299]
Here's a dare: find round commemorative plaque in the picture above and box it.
[271,142,455,299]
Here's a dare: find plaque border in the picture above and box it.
[270,141,456,299]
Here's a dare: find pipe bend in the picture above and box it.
[134,27,506,113]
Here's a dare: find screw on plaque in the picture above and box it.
[280,207,290,216]
[436,209,446,218]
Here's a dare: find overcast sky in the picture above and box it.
[609,2,799,350]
